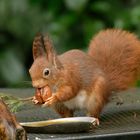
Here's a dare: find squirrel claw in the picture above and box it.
[92,118,100,126]
[32,97,39,104]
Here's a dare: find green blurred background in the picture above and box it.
[1,0,140,87]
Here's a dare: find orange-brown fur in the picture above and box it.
[0,98,26,140]
[88,29,140,91]
[29,29,140,119]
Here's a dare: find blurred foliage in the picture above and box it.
[0,92,25,112]
[1,0,140,87]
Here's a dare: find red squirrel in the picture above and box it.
[29,29,140,121]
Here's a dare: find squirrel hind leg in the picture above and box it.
[53,103,74,118]
[87,76,110,118]
[87,96,104,118]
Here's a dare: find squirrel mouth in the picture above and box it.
[37,86,50,96]
[37,87,46,95]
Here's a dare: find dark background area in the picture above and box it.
[1,0,140,87]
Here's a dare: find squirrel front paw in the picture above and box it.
[32,96,40,104]
[42,94,58,107]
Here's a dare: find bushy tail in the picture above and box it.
[88,29,140,91]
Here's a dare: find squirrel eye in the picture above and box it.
[43,68,50,78]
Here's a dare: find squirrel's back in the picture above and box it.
[88,29,140,91]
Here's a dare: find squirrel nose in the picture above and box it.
[32,79,46,88]
[32,81,41,88]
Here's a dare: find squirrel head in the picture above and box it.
[29,33,63,89]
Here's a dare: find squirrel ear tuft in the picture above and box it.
[32,33,45,60]
[44,34,63,69]
[43,34,54,60]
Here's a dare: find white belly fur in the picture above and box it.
[64,90,88,110]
